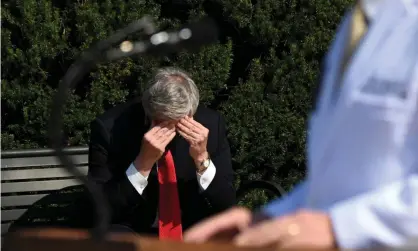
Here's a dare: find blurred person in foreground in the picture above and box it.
[87,67,235,239]
[184,0,418,249]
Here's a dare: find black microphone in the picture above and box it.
[106,17,219,60]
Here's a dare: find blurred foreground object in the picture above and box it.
[257,0,418,248]
[2,228,312,251]
[265,0,418,248]
[4,228,418,251]
[184,0,418,249]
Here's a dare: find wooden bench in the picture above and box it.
[1,147,285,241]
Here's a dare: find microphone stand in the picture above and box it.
[47,16,156,242]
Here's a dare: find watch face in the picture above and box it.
[203,158,210,168]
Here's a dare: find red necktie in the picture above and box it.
[157,150,183,240]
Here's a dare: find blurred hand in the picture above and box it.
[233,210,336,249]
[135,121,176,175]
[177,117,209,164]
[185,208,336,250]
[184,207,252,243]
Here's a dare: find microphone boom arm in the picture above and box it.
[48,16,218,241]
[48,17,156,241]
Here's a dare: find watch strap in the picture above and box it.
[197,158,210,174]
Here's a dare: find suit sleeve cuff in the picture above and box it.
[197,161,216,191]
[126,162,149,195]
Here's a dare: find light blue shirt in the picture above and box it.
[263,0,418,249]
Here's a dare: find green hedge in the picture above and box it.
[1,0,351,191]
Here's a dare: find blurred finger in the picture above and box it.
[184,207,252,243]
[276,238,299,251]
[155,127,168,138]
[156,126,175,139]
[233,217,290,247]
[161,131,176,145]
[153,122,174,136]
[250,211,273,225]
[179,118,200,133]
[158,121,175,130]
[233,221,277,247]
[149,121,171,133]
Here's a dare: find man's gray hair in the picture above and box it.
[142,67,200,121]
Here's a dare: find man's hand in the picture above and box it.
[184,207,252,243]
[185,208,337,250]
[234,210,336,249]
[135,121,176,176]
[177,117,209,165]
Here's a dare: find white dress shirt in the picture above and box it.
[262,0,418,249]
[126,158,216,195]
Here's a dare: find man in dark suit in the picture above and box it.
[87,67,236,239]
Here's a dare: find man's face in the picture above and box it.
[152,115,193,133]
[152,119,175,126]
[152,114,192,127]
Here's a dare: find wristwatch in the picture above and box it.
[197,157,211,174]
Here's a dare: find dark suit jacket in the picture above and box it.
[87,98,236,234]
